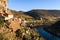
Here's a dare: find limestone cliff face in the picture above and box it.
[0,0,8,13]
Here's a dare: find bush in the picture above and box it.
[0,33,4,40]
[0,33,8,40]
[0,18,4,24]
[15,29,21,37]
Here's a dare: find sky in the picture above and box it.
[8,0,60,11]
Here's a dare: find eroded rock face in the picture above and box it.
[0,0,8,13]
[0,19,45,40]
[9,18,20,32]
[15,27,45,40]
[0,23,45,40]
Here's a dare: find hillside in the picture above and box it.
[8,9,34,21]
[25,9,60,19]
[0,9,60,40]
[8,9,60,26]
[44,20,60,37]
[8,9,60,20]
[0,9,45,40]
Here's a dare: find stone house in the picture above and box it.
[5,15,14,20]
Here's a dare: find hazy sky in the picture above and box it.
[8,0,60,11]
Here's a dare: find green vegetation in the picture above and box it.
[0,33,8,40]
[0,33,4,40]
[15,26,45,40]
[0,18,5,28]
[0,18,4,24]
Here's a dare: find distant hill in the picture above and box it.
[8,9,60,20]
[8,9,60,23]
[25,9,60,19]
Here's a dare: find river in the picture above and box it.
[33,27,60,40]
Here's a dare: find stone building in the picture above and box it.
[0,0,8,14]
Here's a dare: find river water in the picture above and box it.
[33,27,60,40]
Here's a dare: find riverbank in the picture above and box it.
[34,26,60,40]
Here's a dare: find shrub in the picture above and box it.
[0,18,4,24]
[0,33,8,40]
[15,29,21,37]
[0,33,4,40]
